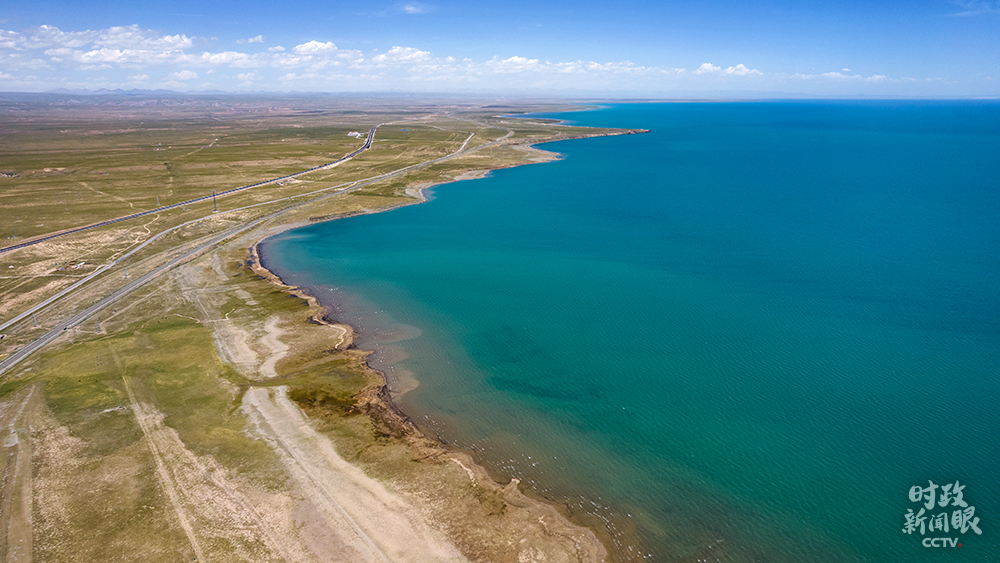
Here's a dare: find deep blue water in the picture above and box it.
[262,102,1000,562]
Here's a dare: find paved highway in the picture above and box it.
[0,125,378,255]
[0,122,511,376]
[0,214,275,375]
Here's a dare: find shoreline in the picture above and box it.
[247,131,646,561]
[250,234,613,563]
[250,240,419,439]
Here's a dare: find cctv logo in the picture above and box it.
[922,538,961,548]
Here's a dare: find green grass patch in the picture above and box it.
[120,314,278,470]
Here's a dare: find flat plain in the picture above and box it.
[0,93,643,562]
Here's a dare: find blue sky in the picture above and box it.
[2,0,999,96]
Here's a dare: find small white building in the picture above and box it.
[347,131,362,137]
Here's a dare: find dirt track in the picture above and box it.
[242,386,468,563]
[0,386,36,562]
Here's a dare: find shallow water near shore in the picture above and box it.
[262,102,1000,562]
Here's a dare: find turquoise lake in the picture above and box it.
[261,102,1000,562]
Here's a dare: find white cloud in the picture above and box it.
[724,64,761,76]
[194,50,261,67]
[694,62,761,76]
[484,55,541,73]
[819,71,887,82]
[694,63,721,74]
[45,47,119,63]
[372,46,431,64]
[9,24,200,70]
[0,25,99,50]
[93,25,193,50]
[1,25,689,89]
[398,53,678,90]
[237,35,264,44]
[0,52,52,70]
[23,25,98,49]
[0,29,21,49]
[0,23,936,94]
[292,40,337,55]
[169,69,197,80]
[45,46,206,65]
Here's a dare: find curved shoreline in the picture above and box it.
[250,240,422,439]
[250,239,612,562]
[245,129,650,561]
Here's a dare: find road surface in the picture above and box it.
[0,123,512,376]
[0,126,378,255]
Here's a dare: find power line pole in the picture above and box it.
[213,190,218,212]
[156,195,160,207]
[31,312,38,328]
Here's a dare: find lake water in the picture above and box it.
[261,102,1000,562]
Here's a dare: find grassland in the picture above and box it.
[0,93,642,562]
